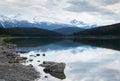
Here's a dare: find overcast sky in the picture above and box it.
[0,0,120,25]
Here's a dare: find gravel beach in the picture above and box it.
[0,38,39,81]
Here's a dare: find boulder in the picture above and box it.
[40,61,66,73]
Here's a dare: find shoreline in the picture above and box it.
[0,38,39,81]
[1,35,120,40]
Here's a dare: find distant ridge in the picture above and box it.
[0,15,96,30]
[54,27,84,35]
[74,23,120,36]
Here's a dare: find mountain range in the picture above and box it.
[0,23,120,37]
[0,15,120,37]
[0,23,3,28]
[0,15,96,30]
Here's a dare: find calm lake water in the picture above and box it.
[9,38,120,81]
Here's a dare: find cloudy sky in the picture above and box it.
[0,0,120,25]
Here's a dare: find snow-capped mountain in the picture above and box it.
[0,15,17,28]
[0,23,3,28]
[70,19,96,29]
[0,15,9,27]
[0,15,11,22]
[0,15,96,30]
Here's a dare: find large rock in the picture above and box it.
[40,61,66,73]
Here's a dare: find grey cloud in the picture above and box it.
[98,0,120,5]
[45,0,63,9]
[46,0,58,6]
[66,0,98,12]
[0,0,119,25]
[65,0,116,15]
[65,1,92,12]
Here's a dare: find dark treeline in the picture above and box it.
[74,23,120,36]
[0,27,62,37]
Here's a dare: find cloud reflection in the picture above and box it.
[20,45,120,81]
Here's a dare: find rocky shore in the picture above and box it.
[0,38,39,81]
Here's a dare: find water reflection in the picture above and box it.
[8,38,120,81]
[74,38,120,51]
[8,38,85,52]
[6,38,63,47]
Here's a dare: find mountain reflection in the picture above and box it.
[7,38,120,51]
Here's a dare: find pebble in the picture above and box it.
[43,54,45,56]
[36,54,40,56]
[44,76,48,78]
[30,55,34,57]
[22,57,28,60]
[37,60,40,62]
[28,64,33,67]
[8,61,14,63]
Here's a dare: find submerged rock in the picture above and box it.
[30,55,35,57]
[44,69,66,80]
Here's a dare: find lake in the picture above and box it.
[8,38,120,81]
